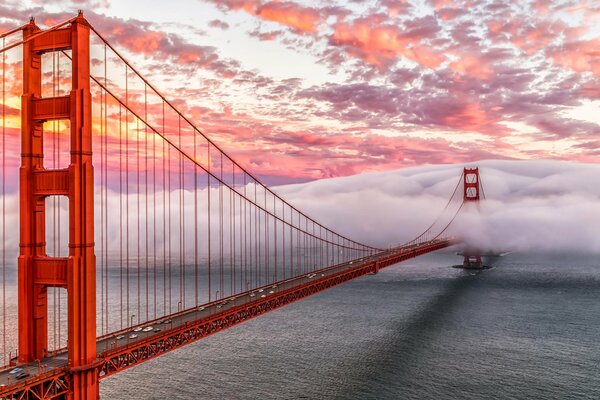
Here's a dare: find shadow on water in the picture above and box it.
[332,267,488,399]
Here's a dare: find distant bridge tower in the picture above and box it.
[463,167,480,202]
[19,13,98,399]
[462,167,482,268]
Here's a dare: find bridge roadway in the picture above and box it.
[0,238,453,398]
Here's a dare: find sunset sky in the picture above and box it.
[1,0,599,184]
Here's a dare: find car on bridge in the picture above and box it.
[15,372,30,380]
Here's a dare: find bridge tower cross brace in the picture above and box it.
[19,13,98,399]
[462,167,482,268]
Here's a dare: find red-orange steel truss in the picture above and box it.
[19,12,98,399]
[97,240,453,378]
[0,240,453,399]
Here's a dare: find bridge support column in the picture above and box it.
[19,13,98,399]
[66,14,98,400]
[462,253,483,269]
[461,167,482,269]
[19,17,48,364]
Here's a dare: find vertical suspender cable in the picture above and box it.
[2,36,6,364]
[119,97,125,321]
[167,130,172,313]
[296,212,300,275]
[289,207,292,276]
[136,117,141,322]
[232,166,235,295]
[219,153,223,299]
[207,146,211,303]
[193,129,198,306]
[304,219,308,273]
[104,46,109,332]
[125,66,130,326]
[99,50,105,336]
[244,174,247,291]
[273,195,277,282]
[264,189,268,283]
[178,116,184,310]
[162,103,167,315]
[282,202,285,280]
[254,182,258,288]
[319,226,322,269]
[144,85,149,322]
[152,85,157,320]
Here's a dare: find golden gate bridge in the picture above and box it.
[0,13,484,399]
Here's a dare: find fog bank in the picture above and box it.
[275,160,600,253]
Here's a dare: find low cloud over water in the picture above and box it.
[276,160,600,253]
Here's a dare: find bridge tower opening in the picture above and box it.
[19,12,98,399]
[462,167,482,269]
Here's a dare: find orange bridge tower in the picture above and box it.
[462,167,482,269]
[19,12,98,399]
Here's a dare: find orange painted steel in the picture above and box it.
[463,167,480,202]
[19,14,47,366]
[18,13,98,399]
[462,167,482,267]
[0,369,70,399]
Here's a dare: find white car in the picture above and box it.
[9,367,22,375]
[197,306,206,311]
[133,327,143,332]
[142,326,153,332]
[249,293,256,297]
[260,294,266,298]
[269,290,275,294]
[116,335,125,340]
[258,288,264,293]
[129,334,138,339]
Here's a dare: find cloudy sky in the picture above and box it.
[1,0,600,184]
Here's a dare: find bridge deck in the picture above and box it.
[0,239,453,398]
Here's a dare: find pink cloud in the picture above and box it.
[209,0,321,34]
[208,19,229,30]
[449,54,493,80]
[330,16,444,69]
[430,0,455,9]
[118,30,164,57]
[548,38,600,77]
[436,7,467,21]
[443,102,492,132]
[2,0,599,184]
[255,2,321,34]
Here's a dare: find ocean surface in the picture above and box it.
[98,251,600,399]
